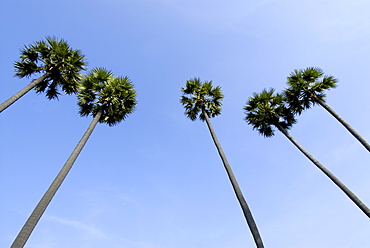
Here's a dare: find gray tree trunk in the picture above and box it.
[202,108,264,248]
[276,124,370,218]
[315,97,370,153]
[11,108,103,248]
[0,73,49,113]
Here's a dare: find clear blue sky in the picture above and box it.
[1,0,370,247]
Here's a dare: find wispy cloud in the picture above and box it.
[42,214,165,248]
[44,215,110,240]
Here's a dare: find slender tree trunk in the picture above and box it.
[315,97,370,153]
[202,108,264,248]
[11,108,103,248]
[276,124,370,218]
[0,73,49,113]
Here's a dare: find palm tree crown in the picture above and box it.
[284,67,338,114]
[181,77,223,121]
[244,88,296,137]
[78,68,137,126]
[14,36,87,99]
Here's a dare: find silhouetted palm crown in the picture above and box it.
[78,68,137,126]
[244,89,296,137]
[14,36,87,99]
[284,67,338,115]
[181,78,223,121]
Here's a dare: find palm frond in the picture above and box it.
[180,78,223,121]
[13,36,87,100]
[244,88,296,137]
[77,68,137,126]
[284,67,337,114]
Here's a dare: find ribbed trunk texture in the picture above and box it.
[276,124,370,218]
[202,108,265,248]
[315,97,370,152]
[0,73,49,113]
[11,109,103,248]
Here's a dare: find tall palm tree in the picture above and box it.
[11,68,137,248]
[244,88,370,218]
[284,67,370,152]
[0,36,87,113]
[181,78,265,248]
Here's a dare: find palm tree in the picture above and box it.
[11,68,137,248]
[244,88,370,218]
[284,67,370,152]
[0,36,87,113]
[181,78,265,248]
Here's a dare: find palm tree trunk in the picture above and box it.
[0,73,49,113]
[11,108,103,248]
[276,124,370,218]
[202,108,264,248]
[315,97,370,152]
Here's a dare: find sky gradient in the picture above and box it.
[1,0,370,247]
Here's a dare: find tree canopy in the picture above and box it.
[244,88,296,137]
[14,36,87,99]
[78,67,137,126]
[284,67,338,115]
[180,77,223,121]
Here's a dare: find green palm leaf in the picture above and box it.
[1,37,86,113]
[78,68,137,126]
[180,77,223,121]
[14,36,87,100]
[244,88,296,137]
[284,67,338,114]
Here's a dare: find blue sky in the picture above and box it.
[1,0,370,247]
